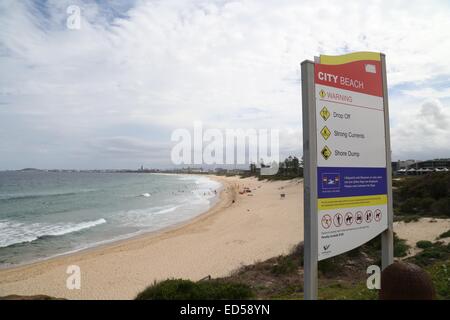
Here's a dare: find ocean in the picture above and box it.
[0,171,221,268]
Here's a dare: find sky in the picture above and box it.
[0,0,449,170]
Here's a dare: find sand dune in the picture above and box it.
[394,218,450,257]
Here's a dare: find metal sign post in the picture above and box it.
[301,60,318,300]
[302,52,393,300]
[380,54,394,270]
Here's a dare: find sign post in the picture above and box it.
[380,54,394,270]
[302,52,393,300]
[301,59,318,300]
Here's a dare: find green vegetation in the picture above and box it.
[406,240,450,300]
[269,281,378,300]
[408,242,450,267]
[242,156,303,181]
[438,229,450,239]
[394,235,410,257]
[427,262,450,300]
[271,254,299,275]
[220,242,382,299]
[416,240,433,249]
[393,215,420,223]
[318,282,378,300]
[136,235,449,300]
[393,173,450,218]
[358,233,409,257]
[316,233,409,278]
[135,279,254,300]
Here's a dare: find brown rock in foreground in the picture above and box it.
[379,262,435,300]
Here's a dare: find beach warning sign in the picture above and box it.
[301,52,393,299]
[302,52,393,299]
[314,52,389,260]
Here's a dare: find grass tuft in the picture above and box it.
[416,240,433,249]
[135,279,254,300]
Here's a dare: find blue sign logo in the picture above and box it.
[322,173,340,190]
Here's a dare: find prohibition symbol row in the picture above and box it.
[321,209,382,229]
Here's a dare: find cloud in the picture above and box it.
[401,87,450,99]
[0,0,449,169]
[391,99,450,160]
[88,136,171,159]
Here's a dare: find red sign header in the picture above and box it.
[315,60,383,97]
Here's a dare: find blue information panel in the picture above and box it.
[317,167,387,198]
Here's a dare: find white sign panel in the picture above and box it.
[314,53,389,260]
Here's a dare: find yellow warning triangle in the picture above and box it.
[320,106,330,121]
[321,146,332,160]
[320,126,331,140]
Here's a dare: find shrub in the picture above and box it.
[135,279,254,300]
[271,255,298,275]
[399,197,422,214]
[394,234,410,257]
[438,229,450,239]
[318,258,339,275]
[429,178,448,199]
[394,173,450,217]
[399,173,449,200]
[418,197,435,211]
[416,240,433,249]
[428,263,450,300]
[411,242,450,267]
[430,198,450,217]
[346,233,408,258]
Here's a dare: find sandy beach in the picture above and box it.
[1,174,448,300]
[0,176,304,299]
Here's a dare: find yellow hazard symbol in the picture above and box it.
[320,106,330,121]
[321,145,332,160]
[319,89,326,98]
[320,126,331,140]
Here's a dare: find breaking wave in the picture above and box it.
[0,218,106,248]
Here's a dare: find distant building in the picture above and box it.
[176,167,204,173]
[393,158,450,175]
[408,158,450,170]
[392,160,416,172]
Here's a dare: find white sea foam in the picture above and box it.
[0,173,223,267]
[115,204,182,228]
[152,205,179,215]
[0,218,106,248]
